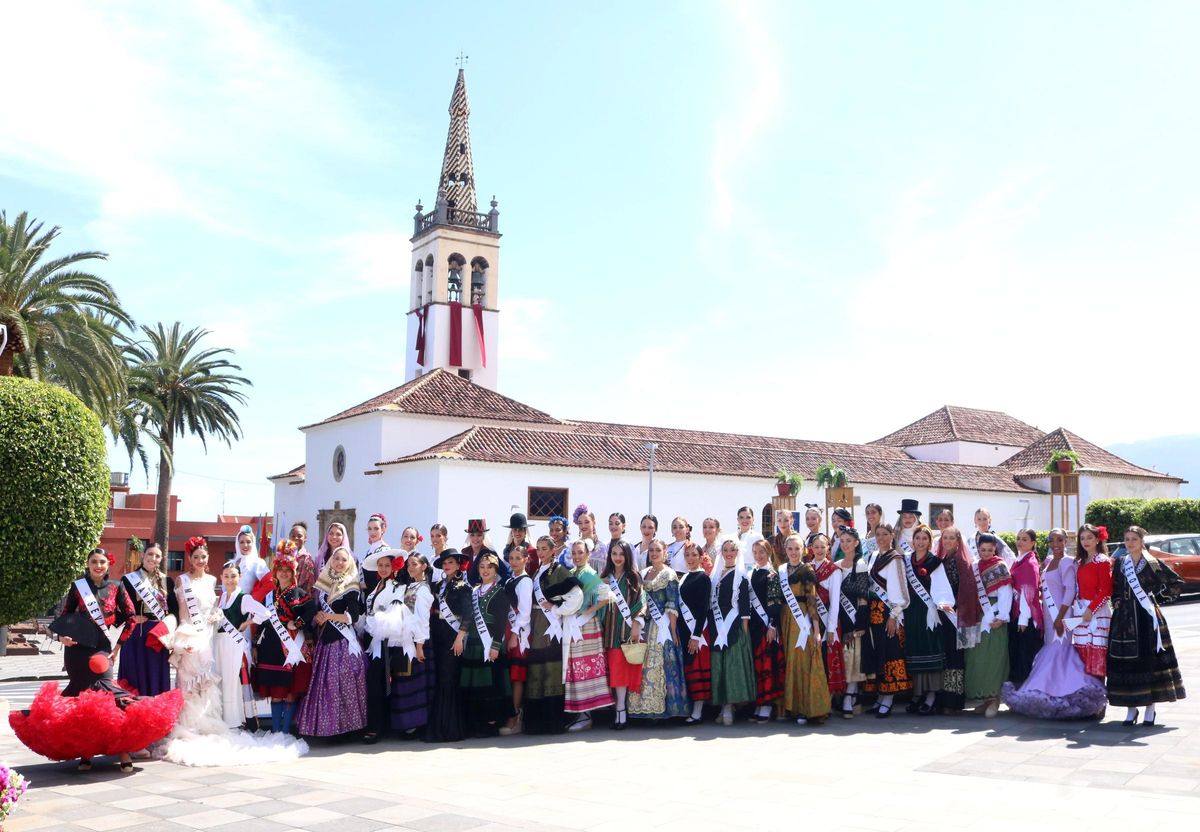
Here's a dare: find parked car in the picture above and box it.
[1107,534,1200,601]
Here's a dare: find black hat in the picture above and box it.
[832,508,853,522]
[433,547,464,569]
[897,498,922,516]
[49,612,108,651]
[464,519,489,535]
[503,513,531,530]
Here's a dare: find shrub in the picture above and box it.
[1086,498,1200,535]
[1084,499,1145,535]
[0,377,110,625]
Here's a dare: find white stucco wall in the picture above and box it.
[403,304,499,391]
[276,455,1052,557]
[905,441,1027,467]
[1084,474,1180,502]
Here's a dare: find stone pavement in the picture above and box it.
[2,601,1197,832]
[0,632,67,683]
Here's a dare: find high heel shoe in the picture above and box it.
[1122,709,1139,727]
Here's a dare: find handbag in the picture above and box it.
[620,639,647,665]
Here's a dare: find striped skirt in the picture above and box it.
[752,634,785,706]
[683,636,712,702]
[564,617,613,713]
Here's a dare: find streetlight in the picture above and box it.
[643,442,658,517]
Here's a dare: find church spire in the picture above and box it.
[436,68,477,216]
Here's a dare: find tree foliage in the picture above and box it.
[0,377,110,624]
[125,322,250,547]
[0,211,130,420]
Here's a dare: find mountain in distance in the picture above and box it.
[1107,434,1200,499]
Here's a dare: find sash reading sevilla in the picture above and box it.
[777,565,812,650]
[438,582,461,634]
[320,595,362,656]
[645,592,672,644]
[217,592,248,650]
[903,556,941,631]
[608,576,634,628]
[533,566,562,640]
[678,573,706,646]
[1122,556,1163,652]
[178,574,204,628]
[267,599,303,666]
[709,570,743,649]
[472,585,495,660]
[747,571,772,628]
[126,571,167,621]
[73,578,108,632]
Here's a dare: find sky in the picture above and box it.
[3,1,1199,519]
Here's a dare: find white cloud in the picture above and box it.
[1,1,383,245]
[499,298,553,363]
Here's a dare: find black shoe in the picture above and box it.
[1122,709,1139,727]
[918,703,934,715]
[876,705,892,719]
[905,702,920,714]
[362,732,379,745]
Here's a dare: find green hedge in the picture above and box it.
[997,531,1050,559]
[0,377,110,625]
[1085,499,1200,535]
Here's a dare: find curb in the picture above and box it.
[0,675,68,683]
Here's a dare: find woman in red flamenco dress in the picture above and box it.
[9,549,182,771]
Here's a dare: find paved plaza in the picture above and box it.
[2,602,1198,832]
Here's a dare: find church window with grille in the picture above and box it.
[528,487,568,521]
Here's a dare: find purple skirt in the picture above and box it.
[117,621,171,696]
[296,638,367,736]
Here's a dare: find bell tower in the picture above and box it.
[405,66,501,391]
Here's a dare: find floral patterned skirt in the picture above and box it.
[629,622,689,718]
[863,599,911,695]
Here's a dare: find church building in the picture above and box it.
[270,70,1182,551]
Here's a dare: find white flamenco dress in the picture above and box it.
[157,574,308,766]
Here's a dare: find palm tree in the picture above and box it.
[126,322,251,549]
[0,211,130,418]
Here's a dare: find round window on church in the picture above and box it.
[333,445,346,483]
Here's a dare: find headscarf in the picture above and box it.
[315,545,361,603]
[316,522,349,573]
[708,536,746,586]
[1010,544,1043,630]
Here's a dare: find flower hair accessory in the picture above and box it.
[184,536,208,556]
[417,533,424,543]
[276,539,298,557]
[1096,525,1109,543]
[369,513,387,526]
[572,503,589,524]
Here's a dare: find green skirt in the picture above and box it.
[711,635,756,706]
[965,625,1009,699]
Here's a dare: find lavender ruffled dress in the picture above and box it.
[1001,558,1107,719]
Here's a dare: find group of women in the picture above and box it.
[49,502,1188,770]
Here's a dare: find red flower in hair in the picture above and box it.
[184,536,208,556]
[417,534,424,543]
[1096,526,1109,543]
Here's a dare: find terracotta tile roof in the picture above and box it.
[871,405,1046,448]
[267,463,306,481]
[305,368,560,428]
[1002,428,1182,481]
[380,426,1035,493]
[563,421,911,460]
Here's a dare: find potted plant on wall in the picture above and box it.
[1044,449,1081,475]
[815,461,848,489]
[774,466,804,497]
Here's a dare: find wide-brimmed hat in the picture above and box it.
[897,498,922,516]
[464,519,489,534]
[433,547,464,569]
[363,548,403,572]
[503,512,531,530]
